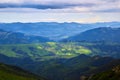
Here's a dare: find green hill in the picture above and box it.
[0,43,92,61]
[89,65,120,80]
[0,42,120,80]
[0,63,46,80]
[0,52,120,80]
[0,42,120,61]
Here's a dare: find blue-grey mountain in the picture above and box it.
[0,29,51,44]
[63,27,120,42]
[0,22,120,40]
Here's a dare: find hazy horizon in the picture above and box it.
[0,21,120,24]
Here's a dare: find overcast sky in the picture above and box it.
[0,0,120,23]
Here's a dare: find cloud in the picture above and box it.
[0,3,95,9]
[93,8,120,12]
[104,0,120,2]
[0,0,119,13]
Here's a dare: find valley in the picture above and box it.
[0,22,120,80]
[0,42,120,80]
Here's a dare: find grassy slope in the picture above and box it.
[0,42,92,61]
[89,65,120,80]
[0,42,120,80]
[0,63,45,80]
[0,42,120,61]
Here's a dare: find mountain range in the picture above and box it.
[0,22,120,40]
[0,22,120,80]
[1,26,120,43]
[0,29,51,44]
[63,27,120,42]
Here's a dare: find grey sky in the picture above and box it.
[0,0,119,23]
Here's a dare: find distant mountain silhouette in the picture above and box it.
[0,29,51,44]
[0,22,120,40]
[63,27,120,42]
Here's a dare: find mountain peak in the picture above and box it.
[62,27,120,42]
